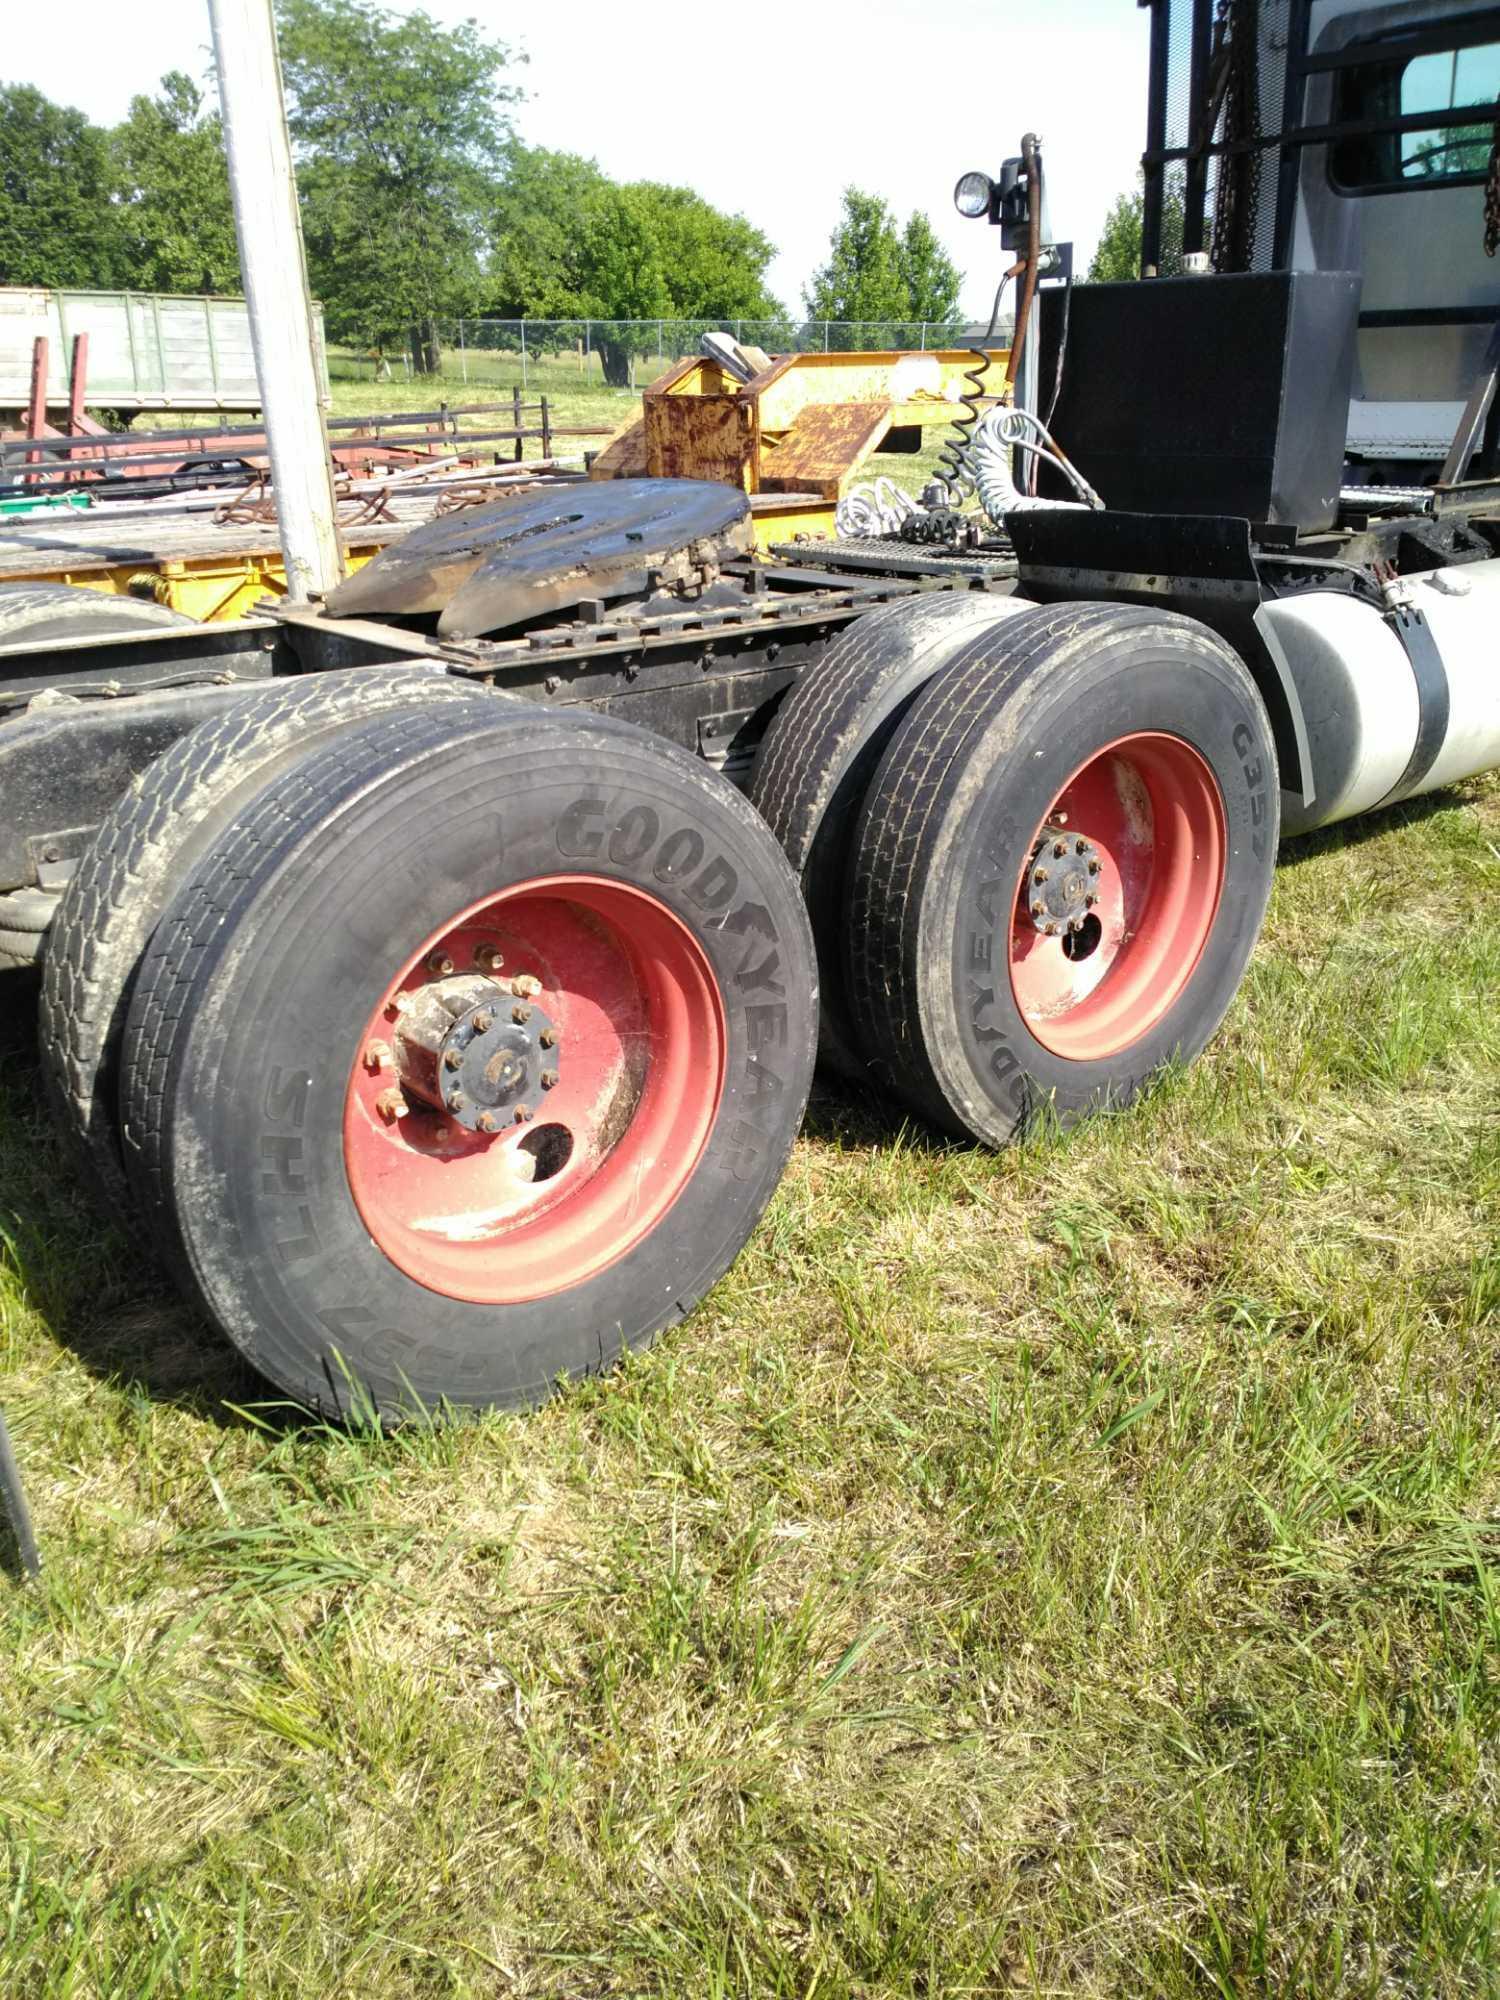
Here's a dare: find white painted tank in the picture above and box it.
[1259,557,1500,837]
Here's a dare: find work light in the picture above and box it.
[953,171,995,220]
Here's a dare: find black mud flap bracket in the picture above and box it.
[1006,508,1313,805]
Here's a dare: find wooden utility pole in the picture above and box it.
[208,0,343,600]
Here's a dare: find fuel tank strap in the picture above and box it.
[1378,605,1451,809]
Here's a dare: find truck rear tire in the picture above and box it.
[117,702,817,1418]
[0,582,196,648]
[846,604,1278,1146]
[40,666,501,1215]
[750,591,1025,1077]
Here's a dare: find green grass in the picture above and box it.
[3,769,1499,1995]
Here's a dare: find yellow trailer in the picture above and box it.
[590,346,1011,546]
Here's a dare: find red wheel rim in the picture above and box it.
[343,876,726,1303]
[1007,732,1227,1062]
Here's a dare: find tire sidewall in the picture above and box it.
[146,723,815,1413]
[917,629,1277,1144]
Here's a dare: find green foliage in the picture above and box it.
[0,85,123,289]
[1088,184,1145,282]
[897,211,962,324]
[804,188,909,322]
[110,73,239,296]
[489,147,780,383]
[803,188,963,336]
[276,0,522,365]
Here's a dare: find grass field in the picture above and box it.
[2,716,1497,1994]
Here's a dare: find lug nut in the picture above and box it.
[1085,892,1098,908]
[375,1088,409,1123]
[447,1090,465,1111]
[1088,857,1101,875]
[474,943,504,972]
[1033,867,1049,884]
[476,1111,499,1133]
[1031,899,1046,917]
[539,1029,557,1049]
[512,1004,531,1025]
[364,1040,391,1073]
[509,974,542,999]
[541,1069,559,1090]
[1076,838,1088,854]
[472,1009,494,1035]
[1052,840,1067,858]
[1044,922,1058,936]
[443,1047,463,1071]
[426,949,454,977]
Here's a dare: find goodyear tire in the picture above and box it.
[41,666,501,1214]
[118,703,817,1418]
[846,604,1278,1146]
[750,591,1026,1076]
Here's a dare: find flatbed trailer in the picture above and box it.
[1,0,1497,1426]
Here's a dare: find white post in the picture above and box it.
[458,320,468,384]
[209,0,343,600]
[520,321,527,390]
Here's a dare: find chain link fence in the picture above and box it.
[330,318,972,390]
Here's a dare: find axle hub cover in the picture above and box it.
[324,477,752,638]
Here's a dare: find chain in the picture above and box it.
[1485,122,1499,258]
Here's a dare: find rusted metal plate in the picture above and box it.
[325,478,753,638]
[645,393,754,486]
[757,403,892,498]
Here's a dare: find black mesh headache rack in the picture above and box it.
[1140,0,1500,282]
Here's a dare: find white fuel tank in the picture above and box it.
[1259,558,1500,837]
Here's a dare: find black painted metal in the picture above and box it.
[1380,607,1452,806]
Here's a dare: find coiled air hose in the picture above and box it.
[970,406,1104,525]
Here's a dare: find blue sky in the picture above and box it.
[10,0,1149,316]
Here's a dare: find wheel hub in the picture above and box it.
[1023,824,1103,937]
[391,972,560,1133]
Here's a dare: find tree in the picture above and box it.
[803,189,910,326]
[488,148,781,384]
[111,73,238,295]
[803,189,962,346]
[897,212,962,326]
[0,85,123,289]
[276,0,522,367]
[1088,185,1145,282]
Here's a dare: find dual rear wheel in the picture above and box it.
[41,681,817,1418]
[753,597,1279,1146]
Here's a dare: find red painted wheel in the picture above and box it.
[344,876,727,1304]
[1008,732,1227,1061]
[845,605,1279,1147]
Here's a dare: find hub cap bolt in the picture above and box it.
[364,1040,391,1073]
[541,1069,559,1090]
[1052,840,1067,858]
[476,1111,499,1134]
[447,1090,465,1111]
[1076,838,1088,854]
[474,943,504,972]
[1088,858,1101,875]
[1031,899,1046,917]
[512,1004,532,1025]
[513,1107,528,1125]
[509,974,543,999]
[443,1048,463,1071]
[1085,893,1098,908]
[539,1029,558,1049]
[472,1009,494,1034]
[1045,922,1058,936]
[1033,867,1049,884]
[375,1088,409,1123]
[426,949,454,977]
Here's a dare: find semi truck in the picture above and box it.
[0,0,1496,1422]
